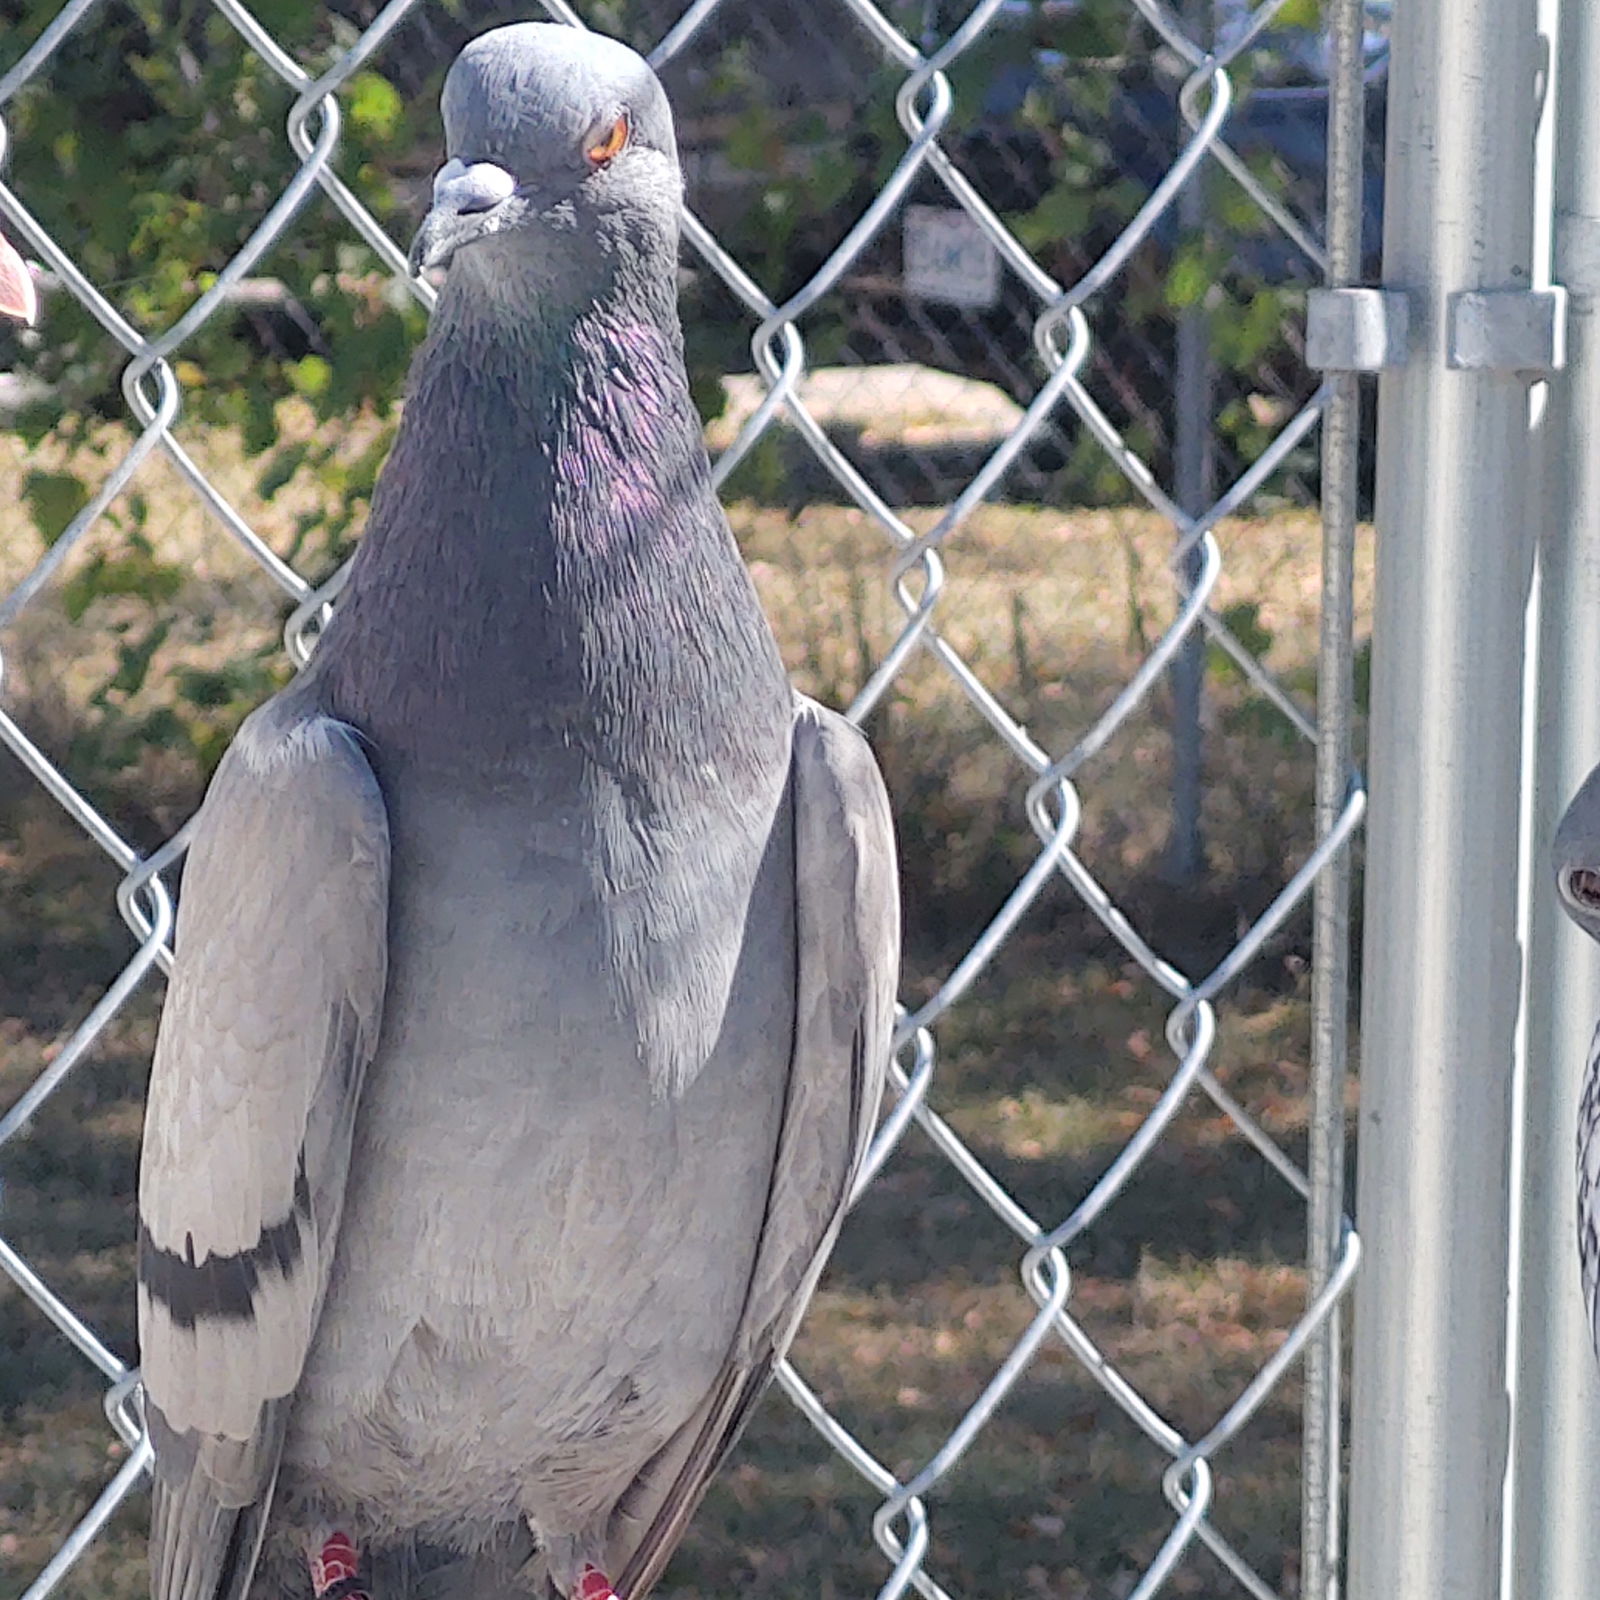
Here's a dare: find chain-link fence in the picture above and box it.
[0,2,1371,1597]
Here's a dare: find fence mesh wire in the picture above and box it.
[0,2,1366,1597]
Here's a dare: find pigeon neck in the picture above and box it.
[316,279,790,778]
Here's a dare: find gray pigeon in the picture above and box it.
[1555,766,1600,1359]
[136,23,898,1600]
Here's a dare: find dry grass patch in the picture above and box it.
[1,421,1366,1597]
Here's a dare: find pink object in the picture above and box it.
[576,1565,619,1600]
[309,1530,367,1599]
[0,232,35,326]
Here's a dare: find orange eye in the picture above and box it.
[585,114,630,166]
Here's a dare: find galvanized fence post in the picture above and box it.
[1165,0,1214,885]
[1346,0,1544,1593]
[1300,0,1367,1593]
[1512,0,1600,1585]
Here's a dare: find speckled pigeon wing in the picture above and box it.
[613,697,899,1599]
[138,692,390,1600]
[1578,1021,1600,1360]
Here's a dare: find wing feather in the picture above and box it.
[138,692,390,1600]
[613,697,898,1598]
[1577,1020,1600,1357]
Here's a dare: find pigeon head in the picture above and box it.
[409,23,680,300]
[1556,763,1600,942]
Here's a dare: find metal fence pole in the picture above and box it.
[1511,0,1600,1585]
[1345,0,1543,1593]
[1299,0,1366,1592]
[1166,0,1213,884]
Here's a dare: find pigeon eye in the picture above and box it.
[1566,866,1600,912]
[585,115,630,167]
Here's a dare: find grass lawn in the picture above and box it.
[0,417,1370,1600]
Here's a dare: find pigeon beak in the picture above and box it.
[409,158,519,276]
[0,231,37,326]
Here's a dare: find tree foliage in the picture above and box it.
[0,0,1337,790]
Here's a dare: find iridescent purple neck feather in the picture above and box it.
[312,240,791,793]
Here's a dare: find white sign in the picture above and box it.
[902,205,1002,311]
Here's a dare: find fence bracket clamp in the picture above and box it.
[1447,287,1567,373]
[1306,288,1410,372]
[1308,286,1568,375]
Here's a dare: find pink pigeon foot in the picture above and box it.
[575,1566,619,1600]
[309,1530,370,1600]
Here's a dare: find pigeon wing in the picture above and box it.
[614,697,899,1598]
[138,697,390,1600]
[1579,1022,1600,1359]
